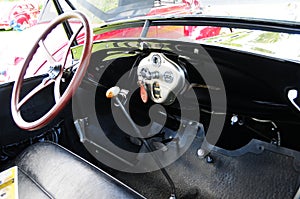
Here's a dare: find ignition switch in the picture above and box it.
[153,82,161,99]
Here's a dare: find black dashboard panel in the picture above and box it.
[85,39,300,121]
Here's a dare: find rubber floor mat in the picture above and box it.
[112,136,300,199]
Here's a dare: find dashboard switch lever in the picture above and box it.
[140,84,148,103]
[153,82,161,99]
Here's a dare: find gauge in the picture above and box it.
[152,54,161,67]
[163,71,174,83]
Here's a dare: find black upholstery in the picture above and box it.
[15,142,145,199]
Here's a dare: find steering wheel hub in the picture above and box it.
[48,64,62,79]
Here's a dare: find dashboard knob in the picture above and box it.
[163,71,174,83]
[106,86,120,98]
[140,68,152,80]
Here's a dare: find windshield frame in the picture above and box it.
[91,15,300,63]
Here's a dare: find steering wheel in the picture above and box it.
[11,11,93,131]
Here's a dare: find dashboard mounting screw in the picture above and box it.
[206,155,214,164]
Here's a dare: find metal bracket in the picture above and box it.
[74,117,88,143]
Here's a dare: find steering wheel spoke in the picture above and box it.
[62,25,84,69]
[17,78,55,110]
[38,39,56,65]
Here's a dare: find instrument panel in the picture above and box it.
[137,53,186,105]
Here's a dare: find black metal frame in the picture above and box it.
[52,0,77,46]
[93,15,300,38]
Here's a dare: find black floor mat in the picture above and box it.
[111,136,300,199]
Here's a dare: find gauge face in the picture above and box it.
[152,54,161,67]
[163,71,174,83]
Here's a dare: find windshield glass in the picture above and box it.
[40,0,165,24]
[56,0,300,23]
[37,0,300,63]
[201,0,300,22]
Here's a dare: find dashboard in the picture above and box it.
[83,39,300,121]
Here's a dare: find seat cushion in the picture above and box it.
[15,141,145,199]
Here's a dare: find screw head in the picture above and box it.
[206,155,214,163]
[197,149,206,158]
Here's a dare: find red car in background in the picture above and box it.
[0,1,40,31]
[93,0,220,40]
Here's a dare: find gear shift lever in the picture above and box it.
[106,86,177,199]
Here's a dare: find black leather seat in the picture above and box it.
[15,141,145,199]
